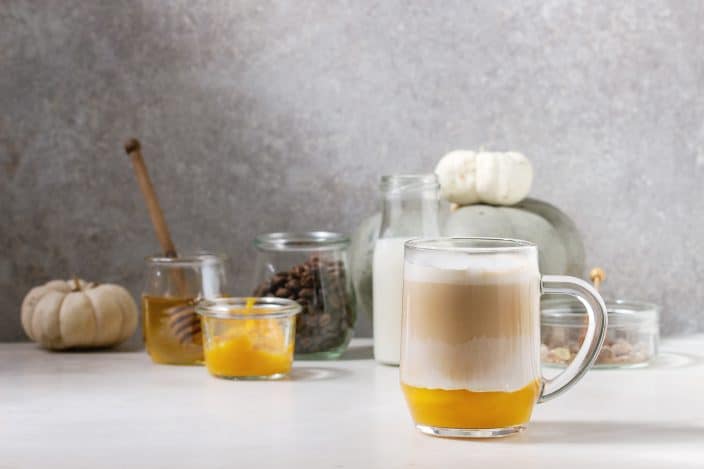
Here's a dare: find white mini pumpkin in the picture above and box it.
[435,150,533,205]
[21,278,138,350]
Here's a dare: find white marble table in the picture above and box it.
[2,337,703,468]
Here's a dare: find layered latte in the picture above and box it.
[400,249,542,429]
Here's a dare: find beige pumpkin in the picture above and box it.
[21,278,138,350]
[435,150,533,205]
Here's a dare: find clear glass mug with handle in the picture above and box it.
[400,238,607,438]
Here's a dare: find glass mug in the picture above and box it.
[400,238,607,438]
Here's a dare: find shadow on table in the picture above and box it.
[508,420,704,445]
[338,344,373,361]
[286,366,353,381]
[46,341,145,354]
[541,351,704,375]
[648,351,704,369]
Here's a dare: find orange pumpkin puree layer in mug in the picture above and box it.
[401,380,541,429]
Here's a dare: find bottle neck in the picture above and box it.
[379,188,440,238]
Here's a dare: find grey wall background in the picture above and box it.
[2,0,703,342]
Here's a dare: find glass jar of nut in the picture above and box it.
[252,232,356,360]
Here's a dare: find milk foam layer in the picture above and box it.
[401,251,540,392]
[401,335,540,392]
[404,250,536,285]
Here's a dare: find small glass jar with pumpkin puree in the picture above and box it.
[196,297,301,380]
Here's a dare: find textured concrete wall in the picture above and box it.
[2,1,703,342]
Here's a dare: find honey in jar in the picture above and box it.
[142,254,226,366]
[142,296,203,365]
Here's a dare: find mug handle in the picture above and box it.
[538,275,608,403]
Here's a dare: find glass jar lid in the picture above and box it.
[541,297,659,328]
[254,231,349,252]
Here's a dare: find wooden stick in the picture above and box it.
[124,138,200,344]
[124,138,177,258]
[589,267,605,291]
[124,139,187,294]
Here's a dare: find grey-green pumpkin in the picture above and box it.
[349,198,585,318]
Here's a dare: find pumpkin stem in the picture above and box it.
[72,276,82,292]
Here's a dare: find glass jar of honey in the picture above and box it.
[142,253,226,365]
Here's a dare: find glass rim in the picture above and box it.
[405,237,536,253]
[254,231,349,251]
[380,173,438,183]
[196,297,302,319]
[541,298,659,325]
[379,173,439,192]
[145,252,226,265]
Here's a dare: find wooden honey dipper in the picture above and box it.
[590,267,605,290]
[124,138,202,345]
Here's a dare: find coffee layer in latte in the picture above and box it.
[401,251,541,392]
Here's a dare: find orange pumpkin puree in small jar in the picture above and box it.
[197,297,300,380]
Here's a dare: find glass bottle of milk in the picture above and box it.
[373,174,440,365]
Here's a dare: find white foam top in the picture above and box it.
[404,251,538,284]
